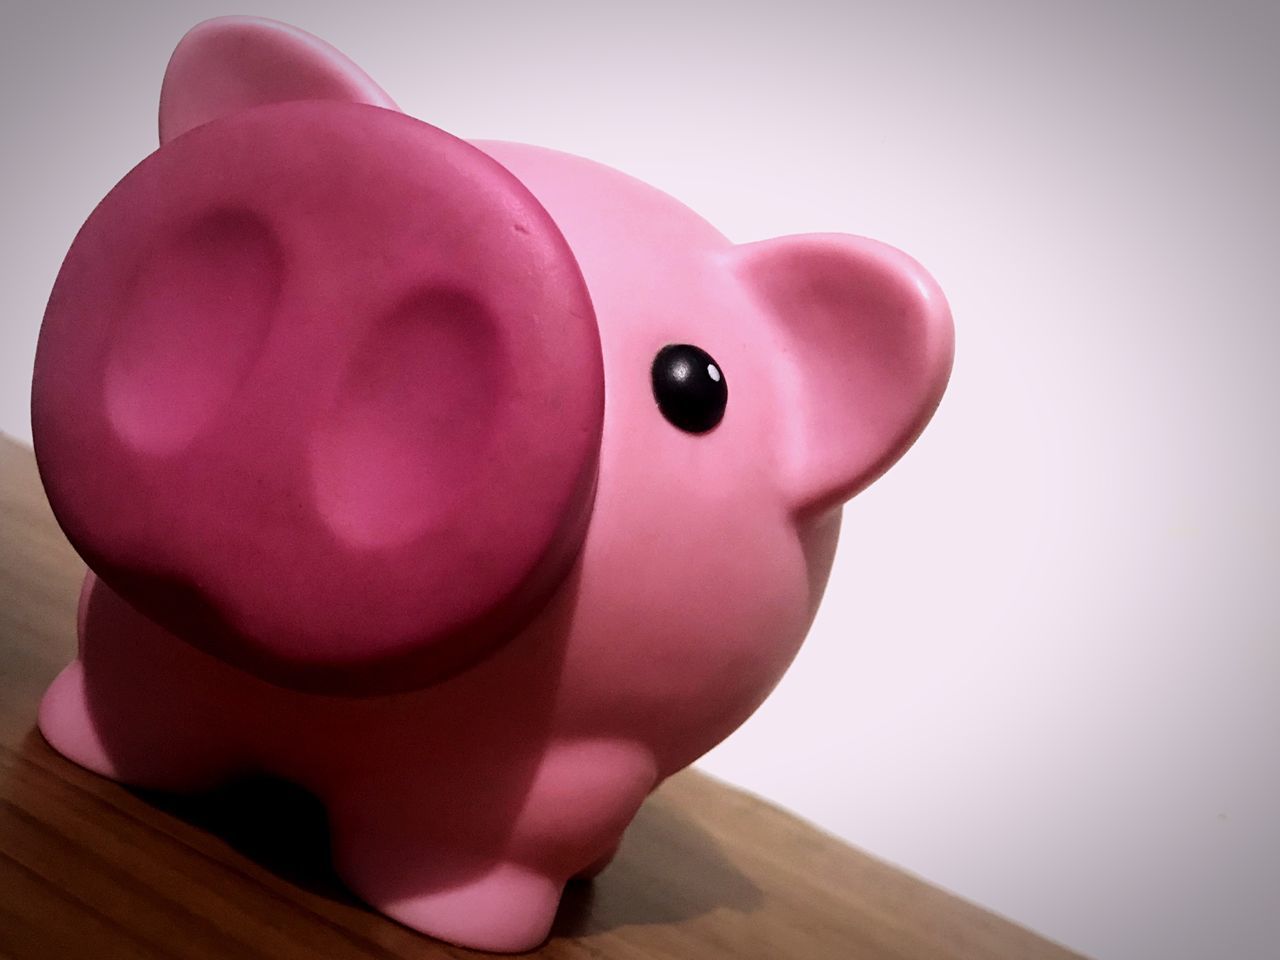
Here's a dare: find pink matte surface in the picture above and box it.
[32,15,953,953]
[35,99,603,694]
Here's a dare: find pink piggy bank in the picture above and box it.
[31,16,953,952]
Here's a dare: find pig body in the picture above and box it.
[32,17,952,952]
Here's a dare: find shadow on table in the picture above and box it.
[108,761,762,939]
[133,774,362,905]
[552,794,763,940]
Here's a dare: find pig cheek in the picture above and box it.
[557,502,810,750]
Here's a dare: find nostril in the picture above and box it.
[104,208,282,455]
[310,286,508,549]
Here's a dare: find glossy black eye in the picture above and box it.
[651,344,727,434]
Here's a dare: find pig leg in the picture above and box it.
[506,738,656,878]
[38,573,248,792]
[330,738,656,952]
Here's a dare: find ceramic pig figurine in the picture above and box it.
[31,16,953,952]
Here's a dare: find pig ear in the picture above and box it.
[732,234,954,517]
[159,16,398,144]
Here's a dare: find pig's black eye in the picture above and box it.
[651,343,727,434]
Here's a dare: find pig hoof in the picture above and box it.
[38,660,117,779]
[38,658,239,792]
[376,862,562,953]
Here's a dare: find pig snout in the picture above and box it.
[32,101,604,695]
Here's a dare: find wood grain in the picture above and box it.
[0,434,1085,959]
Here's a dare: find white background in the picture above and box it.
[2,3,1277,958]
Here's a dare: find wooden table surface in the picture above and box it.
[0,434,1084,960]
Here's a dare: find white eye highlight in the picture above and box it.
[707,363,722,383]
